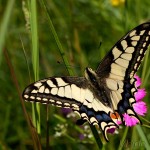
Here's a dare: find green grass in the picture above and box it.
[0,0,15,62]
[0,0,150,149]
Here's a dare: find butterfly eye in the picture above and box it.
[89,74,97,83]
[85,67,97,82]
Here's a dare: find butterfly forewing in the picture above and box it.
[96,22,150,78]
[23,77,88,109]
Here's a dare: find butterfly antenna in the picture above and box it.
[56,60,81,70]
[86,40,103,69]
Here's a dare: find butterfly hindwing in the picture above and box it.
[75,105,118,141]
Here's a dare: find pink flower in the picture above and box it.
[133,101,147,116]
[134,75,142,87]
[117,120,122,125]
[134,89,146,101]
[133,75,147,115]
[123,113,139,126]
[121,75,147,128]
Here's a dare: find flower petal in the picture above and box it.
[133,101,147,116]
[123,113,139,126]
[117,120,122,125]
[134,89,146,101]
[134,75,141,87]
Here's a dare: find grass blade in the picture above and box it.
[4,49,42,150]
[29,0,40,134]
[0,0,15,63]
[40,0,104,149]
[40,0,74,76]
[118,127,129,150]
[136,125,150,150]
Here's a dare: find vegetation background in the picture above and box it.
[0,0,150,149]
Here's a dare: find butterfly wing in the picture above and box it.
[23,76,119,141]
[23,77,88,110]
[96,22,150,123]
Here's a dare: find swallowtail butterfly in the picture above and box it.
[23,22,150,141]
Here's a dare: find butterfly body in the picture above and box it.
[85,67,112,108]
[23,22,150,141]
